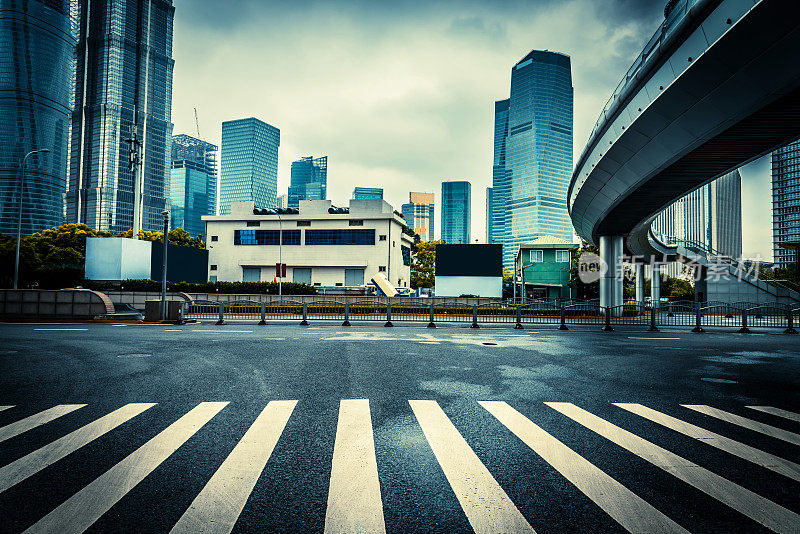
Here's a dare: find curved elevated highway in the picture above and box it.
[568,0,800,306]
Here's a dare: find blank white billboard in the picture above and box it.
[434,276,502,298]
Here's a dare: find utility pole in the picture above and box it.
[161,210,169,320]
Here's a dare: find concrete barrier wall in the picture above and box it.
[0,290,114,319]
[102,291,192,311]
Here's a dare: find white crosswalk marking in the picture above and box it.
[0,404,85,443]
[325,399,386,534]
[616,403,800,481]
[24,402,228,534]
[546,402,800,534]
[746,406,800,424]
[409,400,535,533]
[0,403,155,494]
[170,401,296,534]
[0,405,14,412]
[480,401,688,534]
[682,405,800,446]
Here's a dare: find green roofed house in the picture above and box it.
[515,236,578,300]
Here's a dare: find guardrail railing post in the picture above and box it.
[603,307,614,332]
[471,304,479,329]
[342,303,351,327]
[515,306,523,329]
[300,303,309,326]
[785,312,798,335]
[648,305,659,332]
[427,302,436,328]
[691,305,704,333]
[258,302,266,326]
[177,301,186,325]
[215,302,224,325]
[738,309,750,334]
[385,301,393,327]
[558,305,568,331]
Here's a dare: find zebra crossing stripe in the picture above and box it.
[546,402,800,534]
[24,402,228,534]
[746,406,800,424]
[616,403,800,481]
[325,399,386,534]
[0,405,14,412]
[170,401,297,534]
[682,405,800,446]
[409,400,535,533]
[480,401,688,534]
[0,403,156,494]
[0,404,86,443]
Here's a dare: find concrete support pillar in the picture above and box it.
[599,236,624,310]
[635,263,645,305]
[650,264,661,304]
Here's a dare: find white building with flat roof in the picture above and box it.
[202,199,413,288]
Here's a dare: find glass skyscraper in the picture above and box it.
[490,51,573,268]
[441,181,471,244]
[772,140,800,268]
[288,156,327,208]
[485,187,493,244]
[66,0,175,233]
[353,187,383,200]
[0,0,74,235]
[401,192,434,241]
[170,134,217,238]
[219,117,280,214]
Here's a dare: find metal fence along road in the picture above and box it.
[180,299,800,334]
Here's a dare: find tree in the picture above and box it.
[410,239,447,288]
[115,228,205,249]
[401,226,422,253]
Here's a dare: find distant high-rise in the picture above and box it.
[353,187,383,200]
[490,51,573,267]
[219,118,280,214]
[773,141,800,268]
[67,0,175,233]
[170,134,217,238]
[401,192,434,241]
[288,156,327,208]
[277,194,289,209]
[485,187,494,244]
[0,0,74,236]
[441,181,471,244]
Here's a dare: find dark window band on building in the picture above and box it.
[305,229,375,245]
[234,229,301,245]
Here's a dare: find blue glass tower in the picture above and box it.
[353,187,383,200]
[441,181,471,244]
[219,118,280,214]
[0,0,74,235]
[288,156,327,208]
[773,141,800,269]
[489,99,509,252]
[67,0,175,233]
[401,192,434,241]
[492,51,573,267]
[170,134,217,238]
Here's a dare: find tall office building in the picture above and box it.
[0,0,74,235]
[67,0,175,233]
[353,187,383,200]
[441,181,471,244]
[288,156,327,208]
[485,187,494,244]
[219,117,280,214]
[490,51,573,267]
[401,192,434,241]
[170,134,217,237]
[772,141,800,268]
[652,170,743,262]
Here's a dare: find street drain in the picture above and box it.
[701,377,737,384]
[482,342,498,346]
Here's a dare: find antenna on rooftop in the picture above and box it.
[194,107,201,139]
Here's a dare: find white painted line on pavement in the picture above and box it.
[410,400,534,533]
[419,341,440,344]
[325,399,385,534]
[0,403,156,493]
[0,404,86,443]
[0,405,15,412]
[682,405,800,446]
[193,330,253,333]
[627,337,680,340]
[34,328,88,331]
[746,406,800,423]
[616,403,800,481]
[25,402,228,534]
[546,402,800,534]
[165,329,182,332]
[481,401,687,534]
[171,401,296,534]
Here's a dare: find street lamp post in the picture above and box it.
[14,148,49,289]
[161,210,169,320]
[277,212,282,297]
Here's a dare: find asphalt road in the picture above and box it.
[0,321,798,533]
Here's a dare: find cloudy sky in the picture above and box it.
[171,0,773,259]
